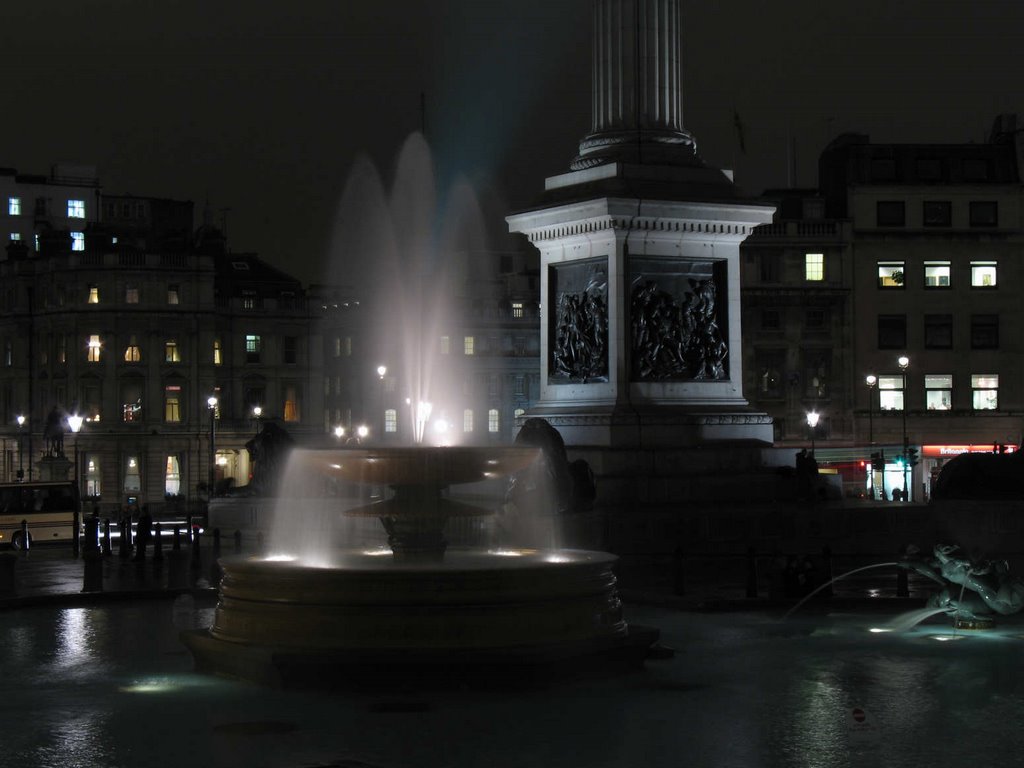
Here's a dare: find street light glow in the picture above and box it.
[865,374,877,387]
[377,365,387,379]
[356,425,369,439]
[67,414,84,434]
[806,411,820,429]
[333,425,345,439]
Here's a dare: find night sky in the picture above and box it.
[2,0,1023,284]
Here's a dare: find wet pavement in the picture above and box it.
[2,542,1004,768]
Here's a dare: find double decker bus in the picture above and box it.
[0,481,80,549]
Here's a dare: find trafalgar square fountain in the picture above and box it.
[181,133,657,687]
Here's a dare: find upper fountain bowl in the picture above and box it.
[298,445,542,487]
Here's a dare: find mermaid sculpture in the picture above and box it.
[900,543,1024,624]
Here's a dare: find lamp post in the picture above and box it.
[15,414,24,482]
[356,425,369,444]
[333,425,345,441]
[207,396,218,500]
[251,405,262,436]
[376,366,387,440]
[864,375,877,500]
[806,410,820,456]
[67,413,83,496]
[898,355,910,501]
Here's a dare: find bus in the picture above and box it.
[0,481,80,549]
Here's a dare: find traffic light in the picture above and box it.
[906,447,919,467]
[870,451,885,471]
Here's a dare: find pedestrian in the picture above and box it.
[134,505,153,561]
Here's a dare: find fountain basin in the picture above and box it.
[182,548,656,686]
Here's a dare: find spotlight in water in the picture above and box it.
[932,635,967,642]
[263,554,297,562]
[489,549,525,557]
[868,627,892,633]
[362,547,392,557]
[119,677,180,694]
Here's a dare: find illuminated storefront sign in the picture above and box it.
[922,444,1018,457]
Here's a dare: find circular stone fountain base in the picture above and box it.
[953,615,997,631]
[181,548,657,687]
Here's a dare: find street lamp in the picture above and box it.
[15,414,24,482]
[251,405,262,436]
[897,355,910,500]
[333,425,345,440]
[356,425,369,442]
[806,410,820,456]
[865,374,877,445]
[207,396,218,499]
[376,366,387,440]
[67,413,83,496]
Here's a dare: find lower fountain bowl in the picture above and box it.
[182,548,656,687]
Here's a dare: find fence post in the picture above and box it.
[102,519,112,556]
[672,546,686,596]
[72,509,81,558]
[172,524,182,552]
[821,545,834,598]
[745,545,758,598]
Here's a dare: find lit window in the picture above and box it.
[125,285,139,304]
[87,284,99,304]
[345,337,352,356]
[165,455,181,495]
[877,262,904,288]
[164,386,182,423]
[67,199,86,218]
[246,334,261,363]
[972,374,998,410]
[165,340,180,363]
[121,380,142,422]
[167,285,180,305]
[514,375,525,396]
[925,375,952,411]
[124,456,141,493]
[512,302,524,318]
[332,337,341,358]
[9,233,19,241]
[8,197,20,216]
[804,253,824,281]
[440,336,450,355]
[33,234,39,252]
[213,339,222,365]
[124,336,141,362]
[242,290,257,309]
[878,375,905,412]
[87,334,102,362]
[464,409,473,432]
[971,262,997,288]
[71,232,85,251]
[283,384,299,422]
[385,409,397,433]
[923,262,950,288]
[514,408,526,420]
[85,454,101,497]
[464,336,475,355]
[488,408,500,433]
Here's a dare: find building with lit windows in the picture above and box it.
[0,170,323,516]
[741,116,1024,501]
[314,247,541,445]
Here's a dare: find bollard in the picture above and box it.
[153,523,164,562]
[172,525,182,551]
[83,514,100,555]
[119,517,133,560]
[210,528,223,586]
[185,514,193,545]
[72,510,81,558]
[190,528,201,572]
[672,546,686,596]
[745,546,758,598]
[234,528,242,555]
[102,519,112,556]
[19,519,30,554]
[896,545,910,597]
[821,545,834,598]
[82,550,103,592]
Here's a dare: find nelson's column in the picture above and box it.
[507,0,778,558]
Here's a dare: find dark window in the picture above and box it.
[870,158,897,181]
[969,201,998,227]
[963,158,991,181]
[878,315,907,349]
[876,201,905,227]
[924,314,953,349]
[283,336,297,365]
[922,201,951,227]
[755,350,785,398]
[759,253,780,283]
[761,309,780,330]
[805,309,826,330]
[915,158,943,181]
[971,314,999,349]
